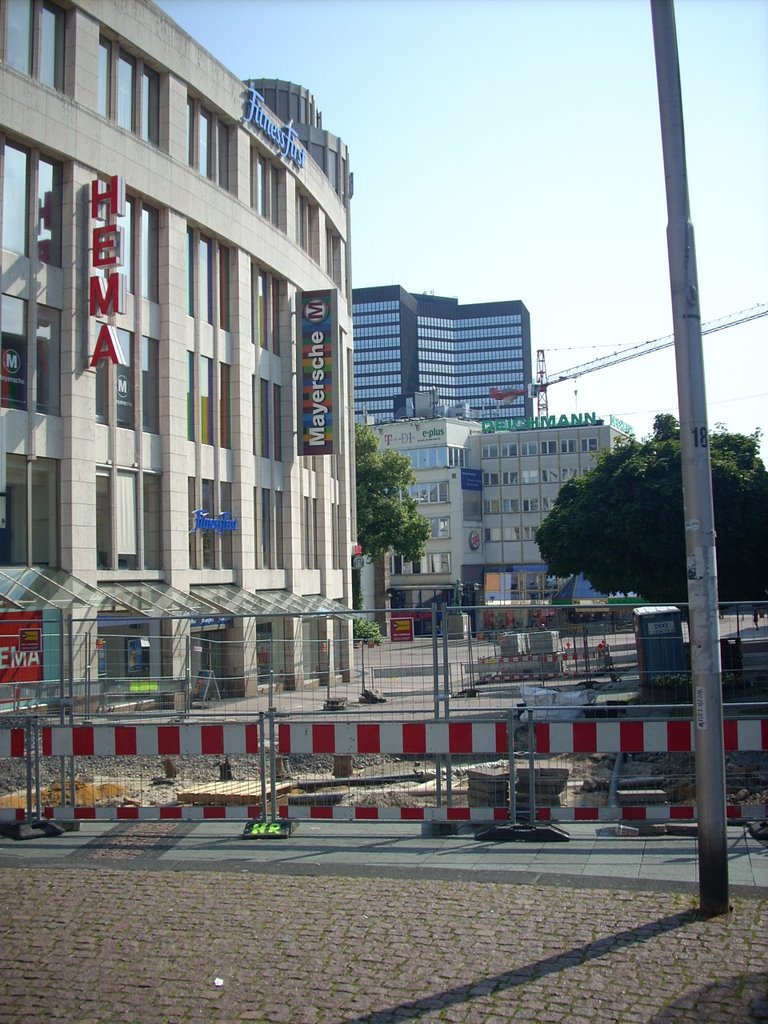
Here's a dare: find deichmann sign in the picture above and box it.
[190,510,238,533]
[243,87,306,170]
[300,290,336,456]
[481,412,600,433]
[88,175,127,367]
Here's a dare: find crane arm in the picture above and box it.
[547,303,768,384]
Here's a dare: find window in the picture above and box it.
[502,497,519,513]
[96,473,111,569]
[429,552,451,574]
[35,306,59,415]
[217,122,229,189]
[561,466,577,481]
[502,470,518,485]
[483,471,498,487]
[6,0,32,74]
[581,436,598,452]
[220,482,233,568]
[430,516,450,539]
[561,438,577,454]
[2,143,28,255]
[200,356,213,445]
[522,498,540,512]
[116,53,135,131]
[219,362,231,449]
[141,337,159,433]
[140,204,158,301]
[198,235,213,323]
[99,39,158,142]
[40,2,65,91]
[116,471,137,568]
[541,440,557,455]
[410,481,449,504]
[38,156,62,266]
[198,108,211,178]
[520,442,537,456]
[541,468,559,483]
[260,378,270,457]
[186,352,195,440]
[143,473,162,569]
[218,245,230,329]
[482,443,498,459]
[1,294,27,411]
[115,329,133,429]
[522,469,539,484]
[501,442,517,457]
[97,38,110,117]
[272,383,281,460]
[5,1,65,91]
[261,488,272,567]
[141,68,159,145]
[201,478,214,567]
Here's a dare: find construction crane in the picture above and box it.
[489,303,768,418]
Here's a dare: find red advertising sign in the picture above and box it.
[390,616,414,643]
[0,611,44,685]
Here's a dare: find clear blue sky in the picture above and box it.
[157,0,768,457]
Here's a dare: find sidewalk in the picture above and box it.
[0,821,766,1023]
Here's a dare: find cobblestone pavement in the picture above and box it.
[1,847,767,1024]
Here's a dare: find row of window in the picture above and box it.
[482,466,587,485]
[484,526,538,543]
[482,437,599,458]
[417,314,522,329]
[483,497,555,514]
[390,552,452,576]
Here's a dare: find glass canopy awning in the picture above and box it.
[191,584,354,617]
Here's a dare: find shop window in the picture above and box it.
[1,294,27,411]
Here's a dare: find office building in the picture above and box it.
[352,285,533,424]
[0,0,356,697]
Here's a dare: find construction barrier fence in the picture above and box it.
[2,711,767,825]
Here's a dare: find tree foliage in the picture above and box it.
[354,423,431,562]
[536,416,768,602]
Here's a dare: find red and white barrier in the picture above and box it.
[277,720,508,756]
[39,723,262,757]
[535,719,768,755]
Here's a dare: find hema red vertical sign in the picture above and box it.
[89,174,127,367]
[300,290,336,455]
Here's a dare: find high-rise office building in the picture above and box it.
[352,285,533,423]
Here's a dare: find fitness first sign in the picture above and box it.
[243,87,306,170]
[300,290,336,456]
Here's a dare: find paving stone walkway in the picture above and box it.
[1,859,766,1023]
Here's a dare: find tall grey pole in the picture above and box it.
[651,0,728,914]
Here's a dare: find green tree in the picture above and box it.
[536,416,768,602]
[354,423,431,563]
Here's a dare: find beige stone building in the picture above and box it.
[0,0,356,701]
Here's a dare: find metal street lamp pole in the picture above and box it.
[651,0,729,914]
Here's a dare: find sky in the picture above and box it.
[156,0,768,458]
